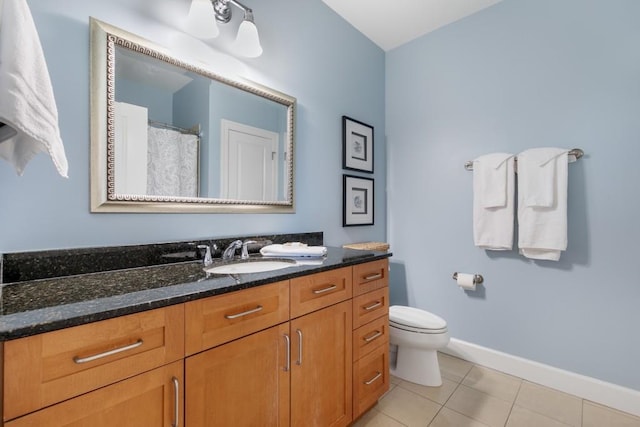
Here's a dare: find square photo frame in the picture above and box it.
[342,116,374,173]
[343,174,374,226]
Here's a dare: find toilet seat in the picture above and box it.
[389,306,448,334]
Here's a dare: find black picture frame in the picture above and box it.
[342,116,374,173]
[343,174,374,226]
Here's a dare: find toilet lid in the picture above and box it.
[389,305,447,330]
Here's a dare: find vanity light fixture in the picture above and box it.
[186,0,263,58]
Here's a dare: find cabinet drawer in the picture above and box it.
[353,259,388,296]
[185,280,289,355]
[3,305,184,421]
[353,344,389,419]
[6,361,184,427]
[353,315,389,362]
[290,267,352,318]
[352,287,389,329]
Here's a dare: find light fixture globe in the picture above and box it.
[233,19,262,58]
[185,0,219,39]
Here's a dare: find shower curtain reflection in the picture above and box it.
[147,125,199,197]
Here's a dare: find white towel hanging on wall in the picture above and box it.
[0,0,68,177]
[472,153,515,250]
[517,147,569,261]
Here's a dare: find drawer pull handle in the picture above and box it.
[364,273,382,281]
[296,329,303,366]
[73,339,143,364]
[312,284,337,294]
[172,376,180,427]
[225,305,264,319]
[363,330,383,343]
[364,301,382,311]
[364,371,383,385]
[284,334,291,372]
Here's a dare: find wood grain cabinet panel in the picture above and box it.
[185,280,289,355]
[353,344,390,418]
[352,259,388,296]
[186,323,290,427]
[353,314,389,362]
[352,287,389,330]
[3,305,184,421]
[290,267,352,318]
[5,361,183,427]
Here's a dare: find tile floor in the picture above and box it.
[353,352,640,427]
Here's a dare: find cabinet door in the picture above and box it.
[186,323,290,427]
[291,300,353,427]
[5,361,183,427]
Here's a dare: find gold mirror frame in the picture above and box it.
[90,18,295,213]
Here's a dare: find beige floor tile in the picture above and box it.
[438,352,474,383]
[462,365,522,402]
[514,381,581,426]
[429,407,491,427]
[445,384,512,427]
[352,407,408,427]
[583,401,640,427]
[506,405,572,427]
[390,375,402,385]
[399,378,458,405]
[377,385,441,427]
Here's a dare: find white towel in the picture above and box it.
[517,148,569,261]
[473,153,515,250]
[0,0,68,177]
[260,243,328,258]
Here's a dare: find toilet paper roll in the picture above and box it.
[456,273,476,291]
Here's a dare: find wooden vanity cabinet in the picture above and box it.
[2,304,184,423]
[5,361,183,427]
[351,259,390,420]
[1,258,390,427]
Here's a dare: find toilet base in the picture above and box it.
[390,347,442,387]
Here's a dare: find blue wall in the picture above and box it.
[0,0,386,252]
[386,0,640,390]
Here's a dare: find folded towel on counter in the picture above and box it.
[0,0,68,176]
[517,148,569,261]
[260,243,328,258]
[472,153,515,250]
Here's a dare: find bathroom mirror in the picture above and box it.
[90,18,295,213]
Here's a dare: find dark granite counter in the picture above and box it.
[0,247,391,341]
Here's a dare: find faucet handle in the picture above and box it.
[241,240,257,259]
[197,244,213,266]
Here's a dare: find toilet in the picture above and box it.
[389,305,450,387]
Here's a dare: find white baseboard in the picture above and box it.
[442,338,640,418]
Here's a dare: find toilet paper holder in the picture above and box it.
[452,272,484,285]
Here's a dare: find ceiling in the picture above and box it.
[321,0,503,51]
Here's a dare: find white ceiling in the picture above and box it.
[321,0,503,51]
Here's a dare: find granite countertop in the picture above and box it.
[0,247,391,341]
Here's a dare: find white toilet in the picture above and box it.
[389,305,450,387]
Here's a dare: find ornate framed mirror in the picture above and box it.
[90,18,295,213]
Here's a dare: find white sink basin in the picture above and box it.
[205,259,296,275]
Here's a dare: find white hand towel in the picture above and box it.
[260,244,328,258]
[472,153,515,250]
[517,148,569,261]
[0,0,68,177]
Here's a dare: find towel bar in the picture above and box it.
[464,148,584,171]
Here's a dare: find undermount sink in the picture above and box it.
[204,258,297,275]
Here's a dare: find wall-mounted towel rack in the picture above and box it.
[464,148,584,171]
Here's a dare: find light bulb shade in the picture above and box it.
[185,0,219,39]
[232,20,263,58]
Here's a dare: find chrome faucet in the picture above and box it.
[197,244,213,266]
[222,240,243,260]
[223,239,257,260]
[241,240,257,259]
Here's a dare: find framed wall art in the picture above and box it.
[343,174,374,226]
[342,116,373,173]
